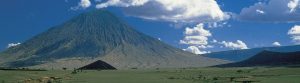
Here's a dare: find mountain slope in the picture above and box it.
[0,10,228,69]
[204,45,300,62]
[217,50,300,67]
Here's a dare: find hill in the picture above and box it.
[204,45,300,62]
[216,50,300,67]
[79,60,116,70]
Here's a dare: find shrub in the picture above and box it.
[213,77,218,80]
[168,77,176,79]
[131,67,138,70]
[62,67,67,70]
[237,70,243,73]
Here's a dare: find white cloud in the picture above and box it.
[211,39,218,43]
[288,25,300,44]
[256,9,265,14]
[197,45,214,49]
[80,0,92,8]
[7,43,21,48]
[96,0,229,23]
[183,46,210,54]
[220,40,249,50]
[272,42,281,46]
[180,23,212,45]
[288,0,300,12]
[71,0,92,10]
[180,23,212,54]
[207,22,229,28]
[96,0,149,8]
[238,0,300,22]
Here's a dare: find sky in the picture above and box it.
[1,0,300,54]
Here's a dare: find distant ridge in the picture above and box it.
[204,45,300,62]
[216,50,300,67]
[0,10,229,69]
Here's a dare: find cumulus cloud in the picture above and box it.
[179,24,248,52]
[7,43,21,48]
[220,40,249,50]
[180,23,212,45]
[180,23,212,54]
[183,46,210,55]
[272,42,281,46]
[96,0,229,23]
[288,25,300,44]
[71,0,92,10]
[238,0,300,22]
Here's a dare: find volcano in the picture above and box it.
[0,10,228,69]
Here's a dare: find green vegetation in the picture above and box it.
[1,67,300,83]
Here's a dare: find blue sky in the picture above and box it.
[1,0,300,54]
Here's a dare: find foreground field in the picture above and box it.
[0,67,300,83]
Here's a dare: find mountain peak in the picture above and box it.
[76,9,121,23]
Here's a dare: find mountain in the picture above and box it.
[0,10,228,69]
[217,50,300,67]
[203,45,300,62]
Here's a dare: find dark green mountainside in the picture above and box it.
[0,10,228,69]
